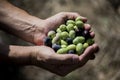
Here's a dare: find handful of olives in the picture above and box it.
[44,17,94,55]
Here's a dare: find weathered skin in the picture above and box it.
[0,0,99,76]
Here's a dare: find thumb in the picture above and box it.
[78,46,94,66]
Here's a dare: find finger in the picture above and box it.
[62,12,87,23]
[84,24,91,31]
[84,24,95,38]
[90,31,95,38]
[89,43,99,60]
[50,53,80,64]
[92,43,99,53]
[78,46,94,66]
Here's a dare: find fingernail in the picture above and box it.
[84,24,91,31]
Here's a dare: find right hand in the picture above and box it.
[30,43,99,76]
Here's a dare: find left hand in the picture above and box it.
[32,12,87,45]
[28,12,99,76]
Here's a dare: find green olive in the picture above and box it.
[66,44,76,51]
[73,36,85,45]
[76,20,84,29]
[66,20,75,25]
[56,28,62,33]
[61,40,68,45]
[57,48,68,54]
[59,24,67,31]
[76,43,84,55]
[66,24,74,31]
[61,45,67,48]
[78,36,85,43]
[74,26,79,31]
[60,31,69,39]
[75,17,82,21]
[83,43,89,49]
[69,30,76,39]
[52,33,60,44]
[47,30,56,38]
[86,38,94,45]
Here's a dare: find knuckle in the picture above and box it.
[58,12,65,16]
[74,12,80,15]
[59,12,66,15]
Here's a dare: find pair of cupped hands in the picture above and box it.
[29,12,99,76]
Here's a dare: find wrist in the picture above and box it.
[28,46,45,66]
[30,18,47,45]
[8,45,36,65]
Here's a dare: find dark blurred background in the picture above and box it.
[0,0,120,80]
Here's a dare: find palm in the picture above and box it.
[33,12,98,76]
[34,45,97,76]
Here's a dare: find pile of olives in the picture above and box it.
[44,17,94,55]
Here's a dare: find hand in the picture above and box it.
[30,44,99,76]
[0,2,99,76]
[28,12,99,76]
[33,12,87,45]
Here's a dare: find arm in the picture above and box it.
[0,0,99,76]
[0,0,87,45]
[0,42,98,76]
[0,0,46,44]
[0,42,35,65]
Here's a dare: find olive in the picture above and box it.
[68,50,76,54]
[75,17,82,21]
[66,38,73,45]
[66,20,75,25]
[75,29,83,36]
[61,45,67,48]
[52,33,60,44]
[83,43,89,49]
[66,44,76,51]
[66,24,74,31]
[61,40,68,45]
[56,28,62,33]
[60,31,69,39]
[82,30,91,40]
[44,37,52,47]
[57,48,68,54]
[69,30,76,39]
[73,36,85,45]
[74,26,79,31]
[52,44,61,52]
[86,38,94,45]
[76,20,84,29]
[44,17,96,56]
[59,24,67,31]
[47,30,56,38]
[76,43,84,55]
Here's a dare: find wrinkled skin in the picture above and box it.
[0,1,99,76]
[31,12,99,76]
